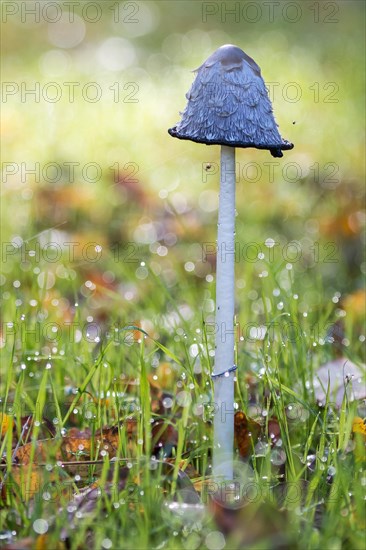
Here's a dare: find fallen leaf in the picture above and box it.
[60,427,93,459]
[342,289,366,320]
[34,534,64,550]
[0,415,55,448]
[0,413,12,436]
[352,417,366,437]
[2,537,35,550]
[234,411,261,457]
[352,417,366,463]
[151,420,178,457]
[193,477,215,495]
[61,461,200,545]
[157,362,176,388]
[267,417,281,446]
[165,458,199,479]
[10,416,177,471]
[12,439,60,465]
[209,497,290,546]
[1,464,58,502]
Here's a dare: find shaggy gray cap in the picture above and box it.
[168,44,294,158]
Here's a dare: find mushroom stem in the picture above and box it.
[213,145,236,481]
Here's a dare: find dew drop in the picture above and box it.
[33,519,48,535]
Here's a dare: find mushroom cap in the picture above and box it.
[168,44,294,158]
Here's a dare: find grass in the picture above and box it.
[0,249,365,549]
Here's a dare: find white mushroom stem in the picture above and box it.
[213,145,236,481]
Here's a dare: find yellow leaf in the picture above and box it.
[352,417,366,438]
[0,413,12,436]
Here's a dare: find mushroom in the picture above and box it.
[168,44,293,481]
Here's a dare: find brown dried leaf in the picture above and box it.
[209,498,289,544]
[267,417,281,446]
[1,464,58,502]
[11,425,121,466]
[59,427,93,459]
[151,419,178,457]
[158,363,175,387]
[0,415,55,449]
[2,534,66,550]
[13,439,61,464]
[2,537,34,550]
[234,411,261,457]
[166,458,199,479]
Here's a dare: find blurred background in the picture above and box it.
[1,0,365,360]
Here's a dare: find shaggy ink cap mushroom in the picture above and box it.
[168,44,294,158]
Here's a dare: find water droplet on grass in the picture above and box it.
[162,397,173,408]
[205,530,226,550]
[33,519,48,535]
[271,449,286,465]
